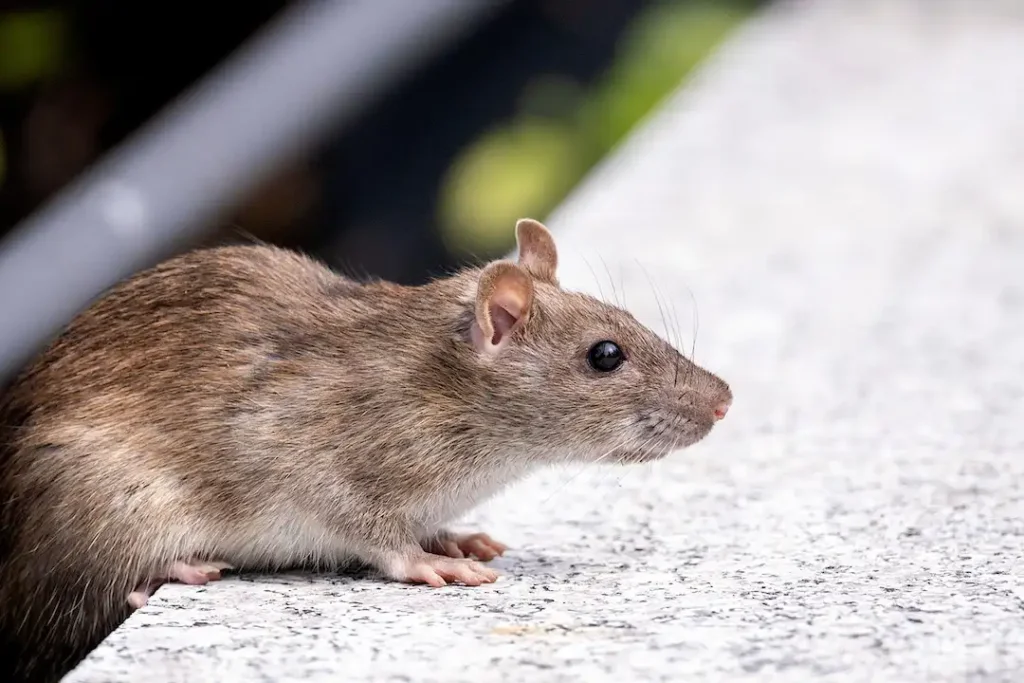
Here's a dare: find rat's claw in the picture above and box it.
[439,539,464,559]
[422,534,465,559]
[458,532,507,561]
[407,564,448,588]
[426,531,508,561]
[393,553,499,587]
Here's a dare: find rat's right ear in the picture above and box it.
[471,261,534,354]
[515,218,558,284]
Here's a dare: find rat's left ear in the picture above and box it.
[515,218,558,284]
[471,260,534,355]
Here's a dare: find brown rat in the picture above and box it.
[0,218,732,682]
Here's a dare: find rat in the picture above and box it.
[0,218,732,682]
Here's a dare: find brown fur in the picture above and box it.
[0,220,731,681]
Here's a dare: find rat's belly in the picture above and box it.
[209,509,359,571]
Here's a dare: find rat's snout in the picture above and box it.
[713,396,732,421]
[691,368,732,424]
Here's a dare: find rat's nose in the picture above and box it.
[712,398,731,421]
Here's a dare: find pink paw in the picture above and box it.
[390,553,499,588]
[127,560,233,609]
[427,532,508,562]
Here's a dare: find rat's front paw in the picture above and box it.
[425,531,508,561]
[387,552,499,588]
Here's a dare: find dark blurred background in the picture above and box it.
[0,0,762,285]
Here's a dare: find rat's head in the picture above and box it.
[460,219,732,465]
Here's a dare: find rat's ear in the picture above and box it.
[471,261,534,354]
[515,218,558,284]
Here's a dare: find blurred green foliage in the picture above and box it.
[0,10,66,89]
[0,1,752,253]
[438,0,752,258]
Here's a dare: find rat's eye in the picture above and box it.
[587,340,624,372]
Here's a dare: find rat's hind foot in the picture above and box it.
[127,560,233,609]
[424,531,508,561]
[386,552,499,588]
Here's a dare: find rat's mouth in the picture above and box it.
[587,415,715,466]
[587,437,678,466]
[637,414,713,452]
[597,428,709,466]
[613,445,675,464]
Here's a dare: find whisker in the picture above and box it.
[636,261,683,388]
[665,290,684,352]
[582,256,608,303]
[609,432,660,488]
[669,298,685,387]
[618,262,628,310]
[599,255,623,309]
[683,282,700,385]
[635,259,674,347]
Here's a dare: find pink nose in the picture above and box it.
[713,399,731,421]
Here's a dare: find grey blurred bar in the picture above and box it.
[0,0,505,383]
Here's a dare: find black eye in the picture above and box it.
[587,340,624,372]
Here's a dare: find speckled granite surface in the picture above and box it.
[65,0,1024,681]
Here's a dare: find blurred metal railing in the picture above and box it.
[0,0,506,384]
